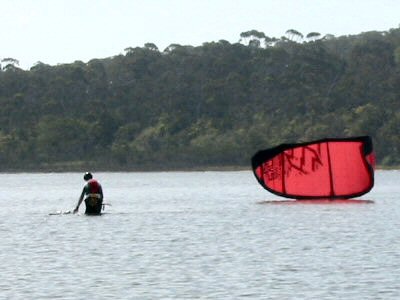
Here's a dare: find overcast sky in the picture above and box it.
[2,0,399,69]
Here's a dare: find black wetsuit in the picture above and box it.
[82,179,103,215]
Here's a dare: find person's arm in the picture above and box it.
[99,185,104,200]
[73,188,85,213]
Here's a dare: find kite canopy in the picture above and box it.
[251,136,375,199]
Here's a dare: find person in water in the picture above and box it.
[73,172,104,215]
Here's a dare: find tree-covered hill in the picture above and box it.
[1,28,400,171]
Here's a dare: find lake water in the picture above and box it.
[0,170,399,299]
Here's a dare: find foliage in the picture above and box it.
[1,27,400,170]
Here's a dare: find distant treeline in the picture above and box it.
[1,28,400,171]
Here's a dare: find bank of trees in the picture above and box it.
[1,27,400,170]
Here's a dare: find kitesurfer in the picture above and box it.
[73,172,104,215]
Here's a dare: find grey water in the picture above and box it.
[0,170,399,299]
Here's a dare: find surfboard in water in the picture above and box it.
[251,136,375,200]
[49,203,112,216]
[49,210,72,215]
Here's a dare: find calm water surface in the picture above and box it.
[0,170,399,299]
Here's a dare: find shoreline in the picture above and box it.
[0,165,252,173]
[0,165,396,173]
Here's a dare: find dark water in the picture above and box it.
[0,171,399,299]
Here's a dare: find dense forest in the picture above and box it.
[1,28,400,171]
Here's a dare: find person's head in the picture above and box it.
[84,172,93,181]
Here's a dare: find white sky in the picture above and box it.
[2,0,399,69]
